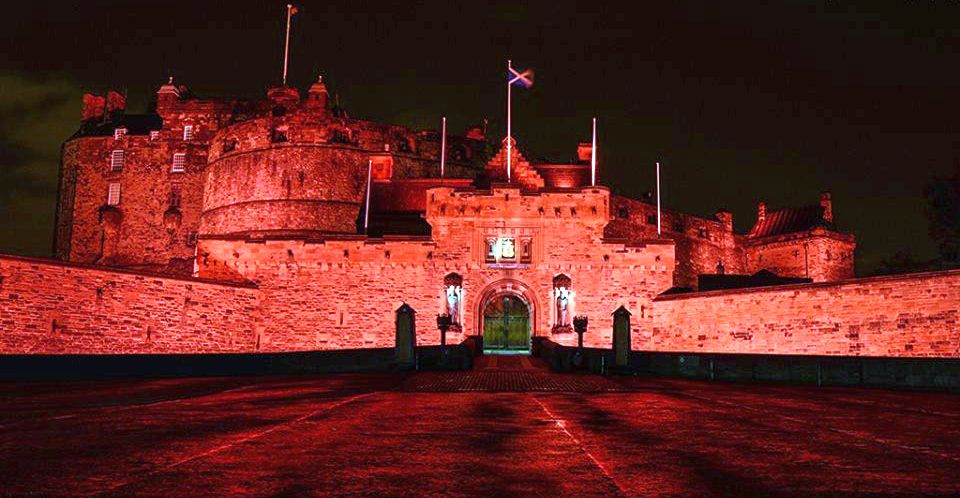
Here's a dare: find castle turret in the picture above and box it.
[156,77,182,110]
[820,192,833,224]
[306,75,329,110]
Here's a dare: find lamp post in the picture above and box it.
[573,315,588,368]
[437,313,452,364]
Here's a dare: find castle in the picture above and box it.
[0,76,956,357]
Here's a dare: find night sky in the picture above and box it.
[2,1,958,274]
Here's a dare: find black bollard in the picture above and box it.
[573,315,588,369]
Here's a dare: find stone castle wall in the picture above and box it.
[58,132,209,272]
[0,255,259,354]
[651,269,960,357]
[744,231,856,282]
[1,250,955,357]
[605,196,744,288]
[197,186,677,351]
[201,145,368,236]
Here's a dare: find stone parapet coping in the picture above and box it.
[654,268,960,302]
[0,253,258,289]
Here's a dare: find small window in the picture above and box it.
[186,232,198,247]
[698,227,709,239]
[113,127,127,140]
[110,150,125,172]
[168,188,182,208]
[149,130,160,140]
[271,128,288,143]
[617,207,628,219]
[330,128,351,144]
[222,138,237,153]
[520,239,532,263]
[646,214,657,225]
[182,125,194,141]
[107,182,121,206]
[171,153,186,173]
[672,219,685,233]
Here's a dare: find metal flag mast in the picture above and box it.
[364,159,373,234]
[282,4,297,86]
[440,116,447,178]
[656,161,662,236]
[506,59,512,183]
[591,117,597,186]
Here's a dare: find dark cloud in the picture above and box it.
[0,73,81,255]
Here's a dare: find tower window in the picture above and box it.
[168,188,182,208]
[222,138,237,153]
[182,125,194,141]
[698,227,709,239]
[107,182,121,206]
[113,128,127,140]
[171,153,186,173]
[110,150,125,172]
[617,206,628,219]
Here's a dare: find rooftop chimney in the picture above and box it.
[757,201,767,223]
[106,90,126,114]
[820,192,833,224]
[81,94,106,122]
[465,126,485,141]
[576,142,592,162]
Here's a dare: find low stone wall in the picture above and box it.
[0,255,260,354]
[651,270,960,357]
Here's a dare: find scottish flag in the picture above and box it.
[508,65,534,88]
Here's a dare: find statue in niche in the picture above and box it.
[445,285,461,325]
[443,273,463,328]
[552,274,573,333]
[556,287,571,328]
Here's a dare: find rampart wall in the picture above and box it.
[651,270,960,357]
[0,255,259,354]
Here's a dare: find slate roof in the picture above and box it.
[74,113,163,138]
[748,205,827,238]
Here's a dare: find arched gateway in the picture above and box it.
[476,280,537,353]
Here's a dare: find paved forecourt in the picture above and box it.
[1,358,959,497]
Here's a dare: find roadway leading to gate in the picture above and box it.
[1,357,959,497]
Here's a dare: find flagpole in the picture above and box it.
[591,117,597,186]
[440,116,447,179]
[506,59,512,183]
[282,4,293,86]
[364,159,373,234]
[656,161,662,236]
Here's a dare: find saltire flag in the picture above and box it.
[508,65,534,88]
[289,4,299,15]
